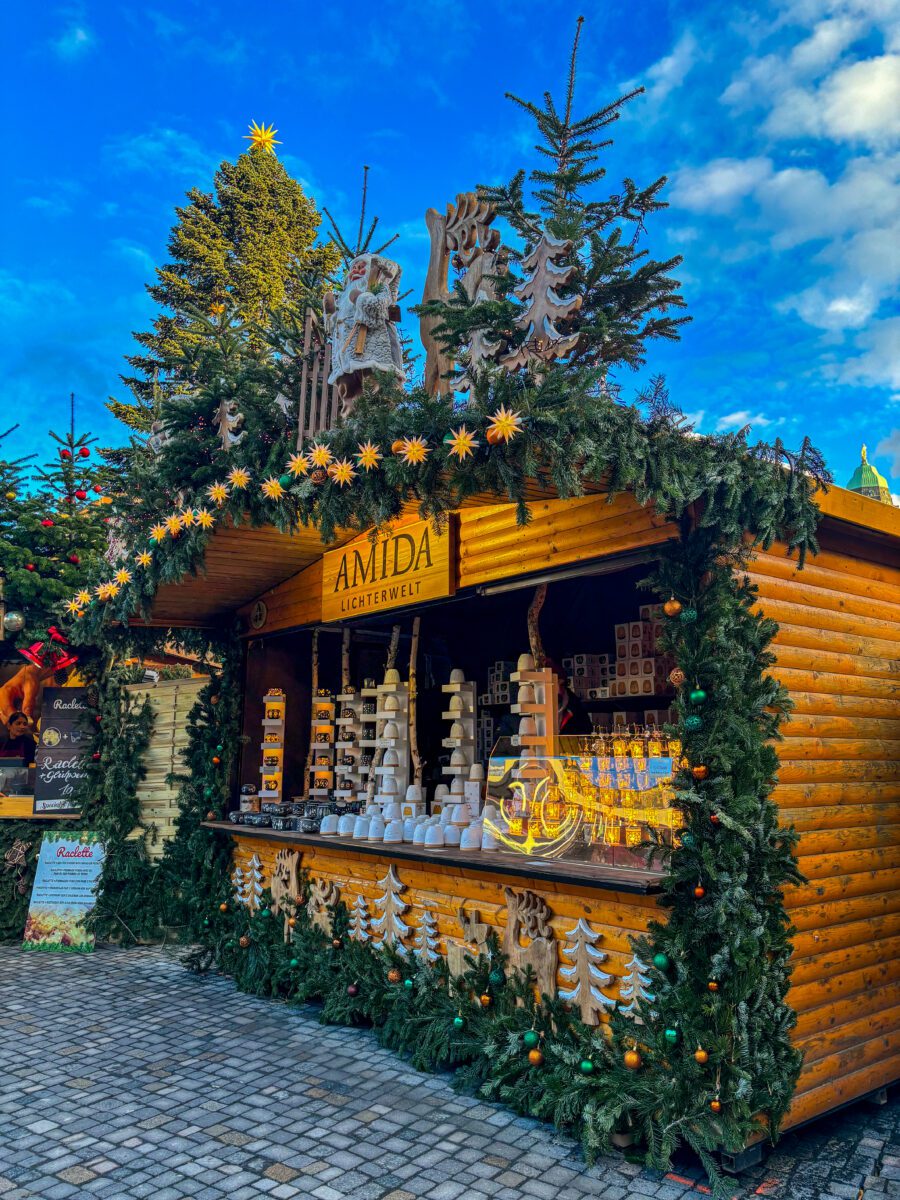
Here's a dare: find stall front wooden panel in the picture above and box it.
[751,538,900,1128]
[230,833,662,1003]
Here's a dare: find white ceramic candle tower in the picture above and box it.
[374,668,410,809]
[308,691,336,799]
[334,689,366,804]
[259,690,287,801]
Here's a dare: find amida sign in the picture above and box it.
[321,518,455,621]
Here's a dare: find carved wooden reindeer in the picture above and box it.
[446,905,491,981]
[502,887,558,1000]
[307,878,341,937]
[269,849,301,943]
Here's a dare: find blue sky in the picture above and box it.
[4,0,899,495]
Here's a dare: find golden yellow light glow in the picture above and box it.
[135,551,153,567]
[244,120,282,155]
[165,514,182,537]
[150,523,167,542]
[399,436,430,465]
[308,442,333,467]
[486,405,524,444]
[66,599,84,616]
[76,590,92,607]
[114,568,132,586]
[195,507,215,529]
[446,425,479,461]
[287,452,310,478]
[207,482,229,506]
[328,458,356,487]
[179,509,196,527]
[355,440,382,471]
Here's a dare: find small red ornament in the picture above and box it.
[709,813,721,826]
[75,489,87,501]
[93,485,103,494]
[347,983,359,997]
[68,554,80,565]
[40,519,54,527]
[212,755,221,765]
[693,885,706,899]
[691,764,709,781]
[78,446,90,458]
[92,752,100,761]
[25,563,35,571]
[63,496,75,504]
[60,449,72,459]
[710,1098,722,1114]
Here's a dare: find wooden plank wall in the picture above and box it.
[231,834,661,1005]
[127,678,207,858]
[751,544,900,1128]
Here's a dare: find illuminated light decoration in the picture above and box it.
[244,120,281,155]
[107,583,120,599]
[150,523,167,543]
[195,508,215,529]
[95,583,112,601]
[486,405,524,444]
[355,441,382,471]
[165,514,183,537]
[286,452,310,478]
[399,436,430,465]
[135,551,152,568]
[99,496,114,506]
[308,442,333,468]
[207,482,229,506]
[444,425,480,461]
[227,467,251,490]
[209,301,226,316]
[261,476,286,501]
[114,568,132,586]
[76,590,92,608]
[328,458,357,488]
[65,599,84,617]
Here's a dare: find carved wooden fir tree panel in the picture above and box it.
[500,232,581,370]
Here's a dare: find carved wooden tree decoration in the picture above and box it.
[500,232,582,371]
[372,864,410,949]
[502,887,558,999]
[270,849,302,942]
[214,396,245,451]
[619,954,656,1023]
[446,905,491,979]
[349,894,371,943]
[421,191,506,395]
[233,853,263,912]
[307,877,341,937]
[413,908,440,964]
[558,918,615,1025]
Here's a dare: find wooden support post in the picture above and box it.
[409,615,422,785]
[341,627,351,693]
[303,629,319,798]
[527,583,548,666]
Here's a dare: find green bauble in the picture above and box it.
[689,687,707,704]
[202,918,209,927]
[260,908,271,918]
[216,743,223,752]
[442,431,456,447]
[579,1059,594,1075]
[203,787,212,797]
[453,1015,465,1029]
[664,1028,679,1045]
[278,473,292,490]
[523,1030,540,1050]
[652,952,670,971]
[680,831,695,848]
[290,958,299,968]
[680,607,698,623]
[403,978,414,990]
[488,967,505,986]
[684,715,702,732]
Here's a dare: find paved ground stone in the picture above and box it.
[1,946,898,1199]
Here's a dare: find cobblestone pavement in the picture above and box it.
[1,947,897,1200]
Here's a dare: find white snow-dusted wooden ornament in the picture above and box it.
[502,887,557,999]
[558,918,615,1025]
[307,877,341,936]
[619,954,656,1023]
[233,853,263,912]
[270,849,302,941]
[414,908,440,963]
[323,254,404,413]
[214,396,246,451]
[500,232,581,371]
[446,905,491,980]
[349,894,371,942]
[372,864,410,948]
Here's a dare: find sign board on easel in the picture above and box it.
[32,687,92,815]
[22,832,104,953]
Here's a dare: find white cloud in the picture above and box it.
[644,31,700,100]
[670,157,773,213]
[768,53,900,144]
[51,22,94,59]
[875,428,900,474]
[714,410,782,431]
[790,15,864,72]
[779,283,877,330]
[105,128,217,181]
[840,317,900,388]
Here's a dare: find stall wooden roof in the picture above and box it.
[134,485,900,631]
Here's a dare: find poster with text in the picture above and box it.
[32,687,92,815]
[22,832,104,953]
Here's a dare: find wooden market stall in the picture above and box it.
[135,479,899,1149]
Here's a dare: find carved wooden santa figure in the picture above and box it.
[324,254,404,413]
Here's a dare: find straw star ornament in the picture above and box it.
[195,508,215,529]
[179,509,196,527]
[244,120,281,155]
[227,467,251,490]
[308,442,333,468]
[165,515,183,537]
[66,598,84,617]
[150,523,167,543]
[135,551,153,568]
[114,568,132,586]
[76,590,92,608]
[287,452,310,478]
[486,406,524,444]
[445,426,479,461]
[328,458,357,488]
[355,441,383,471]
[261,476,285,501]
[399,436,430,465]
[207,482,229,506]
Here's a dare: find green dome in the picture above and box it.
[846,445,891,502]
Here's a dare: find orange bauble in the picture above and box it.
[212,755,221,765]
[219,902,228,913]
[691,765,709,781]
[709,813,721,825]
[239,935,250,949]
[707,980,719,993]
[710,1098,722,1113]
[479,993,492,1008]
[287,916,297,928]
[693,885,706,899]
[391,439,406,455]
[623,1049,642,1070]
[206,810,216,821]
[694,1047,709,1064]
[485,425,504,446]
[663,596,683,617]
[332,937,343,949]
[527,1049,544,1067]
[387,967,402,984]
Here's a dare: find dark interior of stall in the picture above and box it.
[237,561,668,804]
